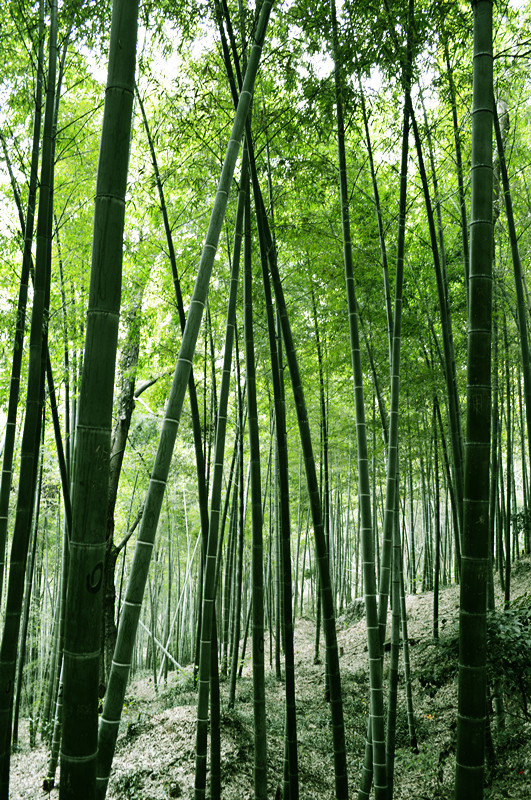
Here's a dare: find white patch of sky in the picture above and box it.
[79,42,106,86]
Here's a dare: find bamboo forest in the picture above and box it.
[1,0,531,797]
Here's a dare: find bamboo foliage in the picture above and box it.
[440,23,470,296]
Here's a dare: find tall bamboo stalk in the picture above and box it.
[243,181,268,800]
[212,1,348,789]
[0,0,44,602]
[455,1,493,797]
[0,3,57,793]
[194,147,247,800]
[59,0,139,795]
[330,1,386,796]
[96,8,273,794]
[493,103,531,489]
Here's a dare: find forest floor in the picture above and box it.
[11,559,531,800]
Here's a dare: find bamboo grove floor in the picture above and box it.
[11,559,531,799]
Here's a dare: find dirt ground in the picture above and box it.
[10,559,531,799]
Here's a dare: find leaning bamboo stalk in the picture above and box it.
[157,531,201,683]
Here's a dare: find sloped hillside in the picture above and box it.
[12,560,530,799]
